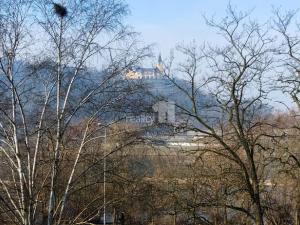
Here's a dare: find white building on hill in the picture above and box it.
[125,55,165,80]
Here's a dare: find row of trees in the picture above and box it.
[159,5,300,225]
[0,0,150,225]
[0,1,299,225]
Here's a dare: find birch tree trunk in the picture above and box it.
[0,1,149,224]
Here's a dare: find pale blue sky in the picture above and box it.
[125,0,299,110]
[126,0,298,55]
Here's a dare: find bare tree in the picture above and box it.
[273,9,300,224]
[0,1,35,224]
[273,9,300,111]
[0,0,150,225]
[163,5,274,225]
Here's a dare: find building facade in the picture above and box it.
[125,55,165,80]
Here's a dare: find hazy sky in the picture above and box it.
[126,0,298,55]
[125,0,299,110]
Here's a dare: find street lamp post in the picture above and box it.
[97,123,108,225]
[99,122,129,225]
[103,126,107,225]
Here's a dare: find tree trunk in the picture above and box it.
[296,187,300,225]
[254,196,264,225]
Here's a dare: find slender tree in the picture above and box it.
[0,0,149,224]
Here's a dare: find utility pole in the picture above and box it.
[103,126,107,225]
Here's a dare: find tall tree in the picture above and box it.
[273,9,300,224]
[0,0,149,225]
[164,5,274,225]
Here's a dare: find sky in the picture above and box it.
[125,0,300,110]
[126,0,298,55]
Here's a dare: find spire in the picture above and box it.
[156,53,164,75]
[158,53,162,64]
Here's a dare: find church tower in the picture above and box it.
[156,53,164,75]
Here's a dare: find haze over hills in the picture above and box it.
[1,57,270,134]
